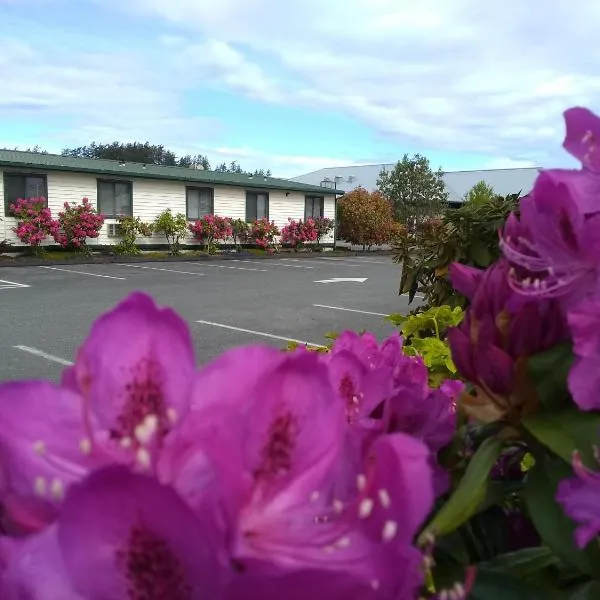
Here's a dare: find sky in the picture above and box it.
[0,0,596,178]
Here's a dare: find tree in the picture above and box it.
[213,161,271,176]
[377,153,448,230]
[337,187,396,250]
[153,209,188,255]
[464,180,495,206]
[62,142,179,165]
[177,154,211,170]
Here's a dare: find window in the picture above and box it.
[305,195,324,220]
[186,187,213,219]
[246,191,269,221]
[3,173,48,215]
[97,180,132,218]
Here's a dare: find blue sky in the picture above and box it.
[0,0,594,177]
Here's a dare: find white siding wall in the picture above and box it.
[0,168,338,247]
[0,169,98,246]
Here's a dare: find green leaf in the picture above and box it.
[468,569,554,600]
[470,238,493,267]
[566,581,600,599]
[480,547,559,579]
[524,455,600,577]
[419,437,503,542]
[522,409,600,469]
[528,344,574,411]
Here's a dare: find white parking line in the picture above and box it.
[121,265,205,276]
[196,320,325,347]
[281,258,364,267]
[0,279,30,289]
[312,304,388,317]
[38,266,126,280]
[14,345,74,366]
[193,263,267,272]
[230,259,313,269]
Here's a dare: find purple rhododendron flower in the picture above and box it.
[0,292,197,534]
[500,106,600,411]
[556,452,600,548]
[448,260,568,422]
[1,467,225,598]
[323,330,460,495]
[0,292,450,598]
[159,344,435,598]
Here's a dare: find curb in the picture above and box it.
[0,250,395,268]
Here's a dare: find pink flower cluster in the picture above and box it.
[280,218,318,248]
[0,293,462,598]
[249,217,280,250]
[188,214,233,244]
[10,197,59,247]
[54,198,105,249]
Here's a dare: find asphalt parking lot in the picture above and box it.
[0,254,420,382]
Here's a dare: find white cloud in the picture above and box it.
[0,36,223,150]
[106,0,600,167]
[202,146,356,178]
[6,0,600,175]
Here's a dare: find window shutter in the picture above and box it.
[319,197,325,218]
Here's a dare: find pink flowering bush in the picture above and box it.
[54,198,105,253]
[314,215,334,246]
[10,197,59,255]
[188,214,233,254]
[249,217,280,251]
[280,218,318,250]
[8,107,600,597]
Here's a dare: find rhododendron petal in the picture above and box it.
[0,526,85,600]
[0,381,107,518]
[557,460,600,547]
[74,292,195,446]
[57,467,225,599]
[563,106,600,173]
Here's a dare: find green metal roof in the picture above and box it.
[0,149,345,195]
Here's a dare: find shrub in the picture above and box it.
[54,198,104,254]
[188,215,233,254]
[115,216,153,256]
[337,187,396,249]
[10,197,59,255]
[153,209,188,255]
[313,216,334,246]
[394,192,520,307]
[249,218,279,252]
[386,305,464,387]
[231,219,249,252]
[280,218,318,250]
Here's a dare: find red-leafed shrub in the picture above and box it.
[338,187,396,249]
[249,218,280,252]
[280,218,318,250]
[10,197,59,254]
[54,198,105,253]
[189,214,233,254]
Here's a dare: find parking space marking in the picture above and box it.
[229,259,314,269]
[196,320,325,347]
[38,266,126,280]
[281,258,364,267]
[14,345,73,366]
[312,304,388,317]
[193,263,267,272]
[121,265,205,276]
[0,279,30,289]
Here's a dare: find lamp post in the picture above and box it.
[320,178,338,250]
